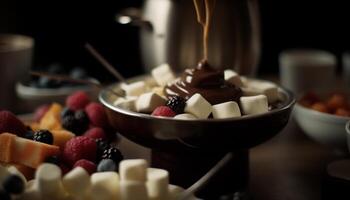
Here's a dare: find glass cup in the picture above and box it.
[0,34,34,111]
[279,49,336,95]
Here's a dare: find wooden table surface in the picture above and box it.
[249,118,345,200]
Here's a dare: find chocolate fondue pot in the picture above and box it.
[117,0,261,76]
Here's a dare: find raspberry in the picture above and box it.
[0,111,27,137]
[66,91,90,111]
[59,163,70,175]
[151,106,176,117]
[33,104,50,122]
[85,103,108,128]
[84,127,106,140]
[73,159,96,175]
[33,130,54,145]
[166,96,186,114]
[63,136,97,166]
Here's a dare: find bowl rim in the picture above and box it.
[99,77,296,123]
[295,102,350,122]
[346,120,350,135]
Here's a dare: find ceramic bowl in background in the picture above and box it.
[294,101,350,153]
[345,120,350,153]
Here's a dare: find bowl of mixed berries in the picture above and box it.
[0,91,193,200]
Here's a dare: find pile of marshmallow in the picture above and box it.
[1,159,193,200]
[113,64,281,120]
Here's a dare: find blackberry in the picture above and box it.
[101,147,123,164]
[96,138,111,161]
[24,130,34,140]
[74,110,89,134]
[166,96,186,114]
[62,115,79,135]
[33,130,53,145]
[3,175,25,194]
[44,156,60,165]
[61,107,74,118]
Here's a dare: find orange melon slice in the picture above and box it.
[39,103,63,130]
[51,129,75,149]
[0,133,60,168]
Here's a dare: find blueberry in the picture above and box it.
[70,67,87,80]
[97,159,117,172]
[38,77,61,88]
[101,147,123,164]
[2,175,25,194]
[61,107,74,118]
[44,156,60,165]
[0,189,11,200]
[74,110,89,134]
[33,130,53,145]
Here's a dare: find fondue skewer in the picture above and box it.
[178,152,233,200]
[29,71,125,97]
[84,43,127,83]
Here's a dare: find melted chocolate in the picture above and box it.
[165,61,242,104]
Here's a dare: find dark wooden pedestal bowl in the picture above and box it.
[99,77,295,199]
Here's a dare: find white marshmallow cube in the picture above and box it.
[174,113,197,120]
[62,167,91,198]
[146,168,169,200]
[121,81,147,97]
[152,86,165,97]
[120,181,148,200]
[90,172,120,200]
[240,95,268,115]
[114,97,137,111]
[35,163,67,199]
[136,92,166,113]
[243,80,279,103]
[16,180,41,200]
[151,63,176,86]
[7,166,27,184]
[184,93,212,119]
[119,159,148,182]
[168,185,184,200]
[224,69,243,87]
[212,101,241,119]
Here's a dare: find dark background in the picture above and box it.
[1,0,348,83]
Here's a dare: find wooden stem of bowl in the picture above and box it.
[151,150,249,198]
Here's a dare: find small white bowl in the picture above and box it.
[345,120,350,153]
[294,102,350,152]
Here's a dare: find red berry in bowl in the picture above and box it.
[73,159,97,175]
[0,110,27,137]
[85,102,108,128]
[66,91,90,111]
[62,136,97,166]
[152,106,176,117]
[84,127,106,140]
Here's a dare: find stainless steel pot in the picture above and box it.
[117,0,261,76]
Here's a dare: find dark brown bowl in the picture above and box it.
[99,76,295,152]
